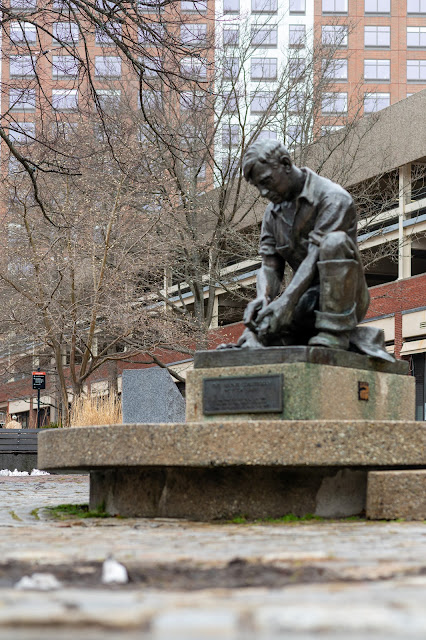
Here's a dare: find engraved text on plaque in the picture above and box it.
[203,374,283,415]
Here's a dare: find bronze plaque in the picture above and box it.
[203,374,283,415]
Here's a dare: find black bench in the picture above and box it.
[0,429,42,472]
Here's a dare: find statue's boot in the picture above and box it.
[309,259,358,350]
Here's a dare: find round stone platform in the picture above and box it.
[38,421,425,520]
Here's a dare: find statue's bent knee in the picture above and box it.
[319,231,353,261]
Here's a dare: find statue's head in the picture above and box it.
[242,140,295,204]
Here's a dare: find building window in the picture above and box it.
[407,26,426,47]
[223,27,239,46]
[52,55,79,77]
[52,88,78,111]
[223,57,239,79]
[138,0,162,12]
[9,55,35,77]
[255,129,277,140]
[222,91,239,113]
[223,0,239,12]
[289,57,305,78]
[287,124,303,146]
[322,0,348,13]
[364,58,390,81]
[138,23,164,44]
[221,154,238,175]
[364,91,390,112]
[251,57,277,80]
[289,90,305,113]
[407,0,426,12]
[53,22,79,44]
[180,91,205,110]
[184,161,206,181]
[407,59,426,81]
[251,0,277,13]
[222,124,240,146]
[322,25,348,46]
[95,22,122,45]
[8,122,35,144]
[10,22,36,44]
[323,58,348,80]
[10,88,36,111]
[141,55,162,77]
[181,0,207,12]
[180,23,207,46]
[251,91,276,113]
[364,26,390,47]
[289,0,305,13]
[321,92,348,113]
[181,57,207,79]
[10,0,37,9]
[364,0,390,12]
[142,89,163,110]
[94,55,121,77]
[289,24,305,47]
[96,89,121,110]
[251,25,277,46]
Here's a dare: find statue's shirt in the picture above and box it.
[259,168,357,271]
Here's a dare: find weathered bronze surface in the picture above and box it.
[203,374,283,415]
[219,140,393,362]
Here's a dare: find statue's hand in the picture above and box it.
[255,296,295,339]
[237,327,264,349]
[243,296,269,332]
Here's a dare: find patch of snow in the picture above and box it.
[101,557,128,584]
[0,469,28,476]
[0,469,49,476]
[15,573,62,591]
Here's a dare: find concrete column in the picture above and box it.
[163,267,172,313]
[398,163,412,280]
[209,295,219,329]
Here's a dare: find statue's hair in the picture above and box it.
[242,140,291,182]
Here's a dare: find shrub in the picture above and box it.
[70,392,122,427]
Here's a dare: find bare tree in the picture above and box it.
[0,3,387,422]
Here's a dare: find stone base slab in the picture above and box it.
[186,362,415,422]
[90,467,369,520]
[366,470,426,521]
[38,421,425,470]
[38,421,425,520]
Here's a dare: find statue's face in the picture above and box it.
[249,158,293,204]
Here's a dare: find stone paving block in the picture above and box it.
[367,470,426,521]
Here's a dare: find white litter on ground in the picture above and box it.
[0,469,49,476]
[15,573,62,591]
[101,557,129,584]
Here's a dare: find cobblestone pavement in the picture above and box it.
[0,475,425,639]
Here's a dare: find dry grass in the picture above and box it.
[70,393,122,427]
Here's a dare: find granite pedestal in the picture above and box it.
[186,347,413,422]
[37,347,425,520]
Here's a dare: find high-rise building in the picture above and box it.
[1,0,426,424]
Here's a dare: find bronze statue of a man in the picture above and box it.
[231,139,391,361]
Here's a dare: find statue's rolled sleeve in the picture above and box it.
[258,208,278,257]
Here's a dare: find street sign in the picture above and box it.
[32,372,46,390]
